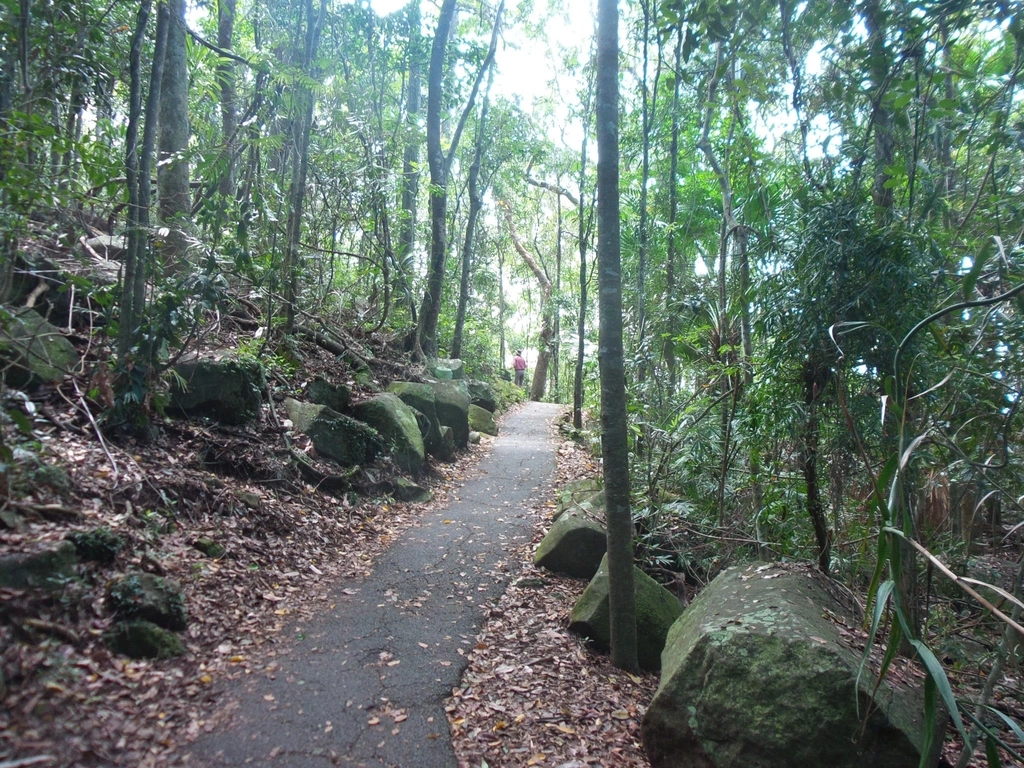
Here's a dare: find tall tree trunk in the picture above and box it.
[451,65,495,359]
[663,28,682,390]
[552,193,562,400]
[864,0,894,222]
[415,0,503,359]
[216,0,238,201]
[120,0,167,363]
[597,0,637,673]
[414,0,457,360]
[157,0,191,276]
[282,0,325,332]
[397,0,421,326]
[504,208,553,402]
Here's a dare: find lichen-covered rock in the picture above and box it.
[437,426,457,463]
[0,307,79,388]
[469,404,498,436]
[170,353,265,425]
[285,398,384,467]
[569,554,683,670]
[391,477,433,503]
[0,541,77,589]
[642,565,941,768]
[350,393,426,475]
[305,377,351,413]
[67,527,124,564]
[108,572,188,631]
[533,511,606,579]
[388,382,444,457]
[104,620,185,659]
[428,358,465,380]
[468,431,481,445]
[429,381,470,449]
[555,479,605,521]
[467,380,497,412]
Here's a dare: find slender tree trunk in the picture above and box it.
[573,78,594,431]
[157,0,191,276]
[597,0,637,673]
[451,65,495,359]
[216,0,238,201]
[864,0,894,222]
[553,193,562,400]
[120,0,167,362]
[282,0,326,332]
[414,0,457,359]
[415,0,503,359]
[801,360,832,574]
[504,209,553,402]
[397,0,421,326]
[663,28,682,390]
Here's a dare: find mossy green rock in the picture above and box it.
[170,354,265,425]
[350,393,426,475]
[428,381,470,449]
[467,380,497,412]
[569,554,683,670]
[641,565,940,768]
[533,510,606,579]
[428,358,464,380]
[67,527,124,564]
[0,541,77,589]
[392,477,433,503]
[108,572,188,631]
[105,620,185,659]
[285,398,384,467]
[388,382,444,456]
[305,377,351,413]
[0,307,79,387]
[555,479,604,521]
[468,404,498,436]
[193,537,225,559]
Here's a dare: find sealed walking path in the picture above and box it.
[185,401,563,767]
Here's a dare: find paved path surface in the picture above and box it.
[185,402,563,767]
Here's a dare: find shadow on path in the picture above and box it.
[184,402,563,767]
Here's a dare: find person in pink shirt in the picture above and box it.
[513,350,527,387]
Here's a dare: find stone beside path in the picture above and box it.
[184,401,563,767]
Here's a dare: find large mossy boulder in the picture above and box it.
[467,380,497,413]
[104,620,185,659]
[533,510,606,579]
[285,399,384,467]
[569,554,683,670]
[170,353,265,425]
[388,382,444,456]
[305,377,351,413]
[108,572,188,630]
[0,307,79,388]
[350,393,426,475]
[0,541,77,589]
[468,404,498,437]
[555,479,605,521]
[429,380,470,449]
[642,565,941,768]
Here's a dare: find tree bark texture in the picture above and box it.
[216,0,238,201]
[157,0,191,276]
[597,0,638,673]
[451,65,494,359]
